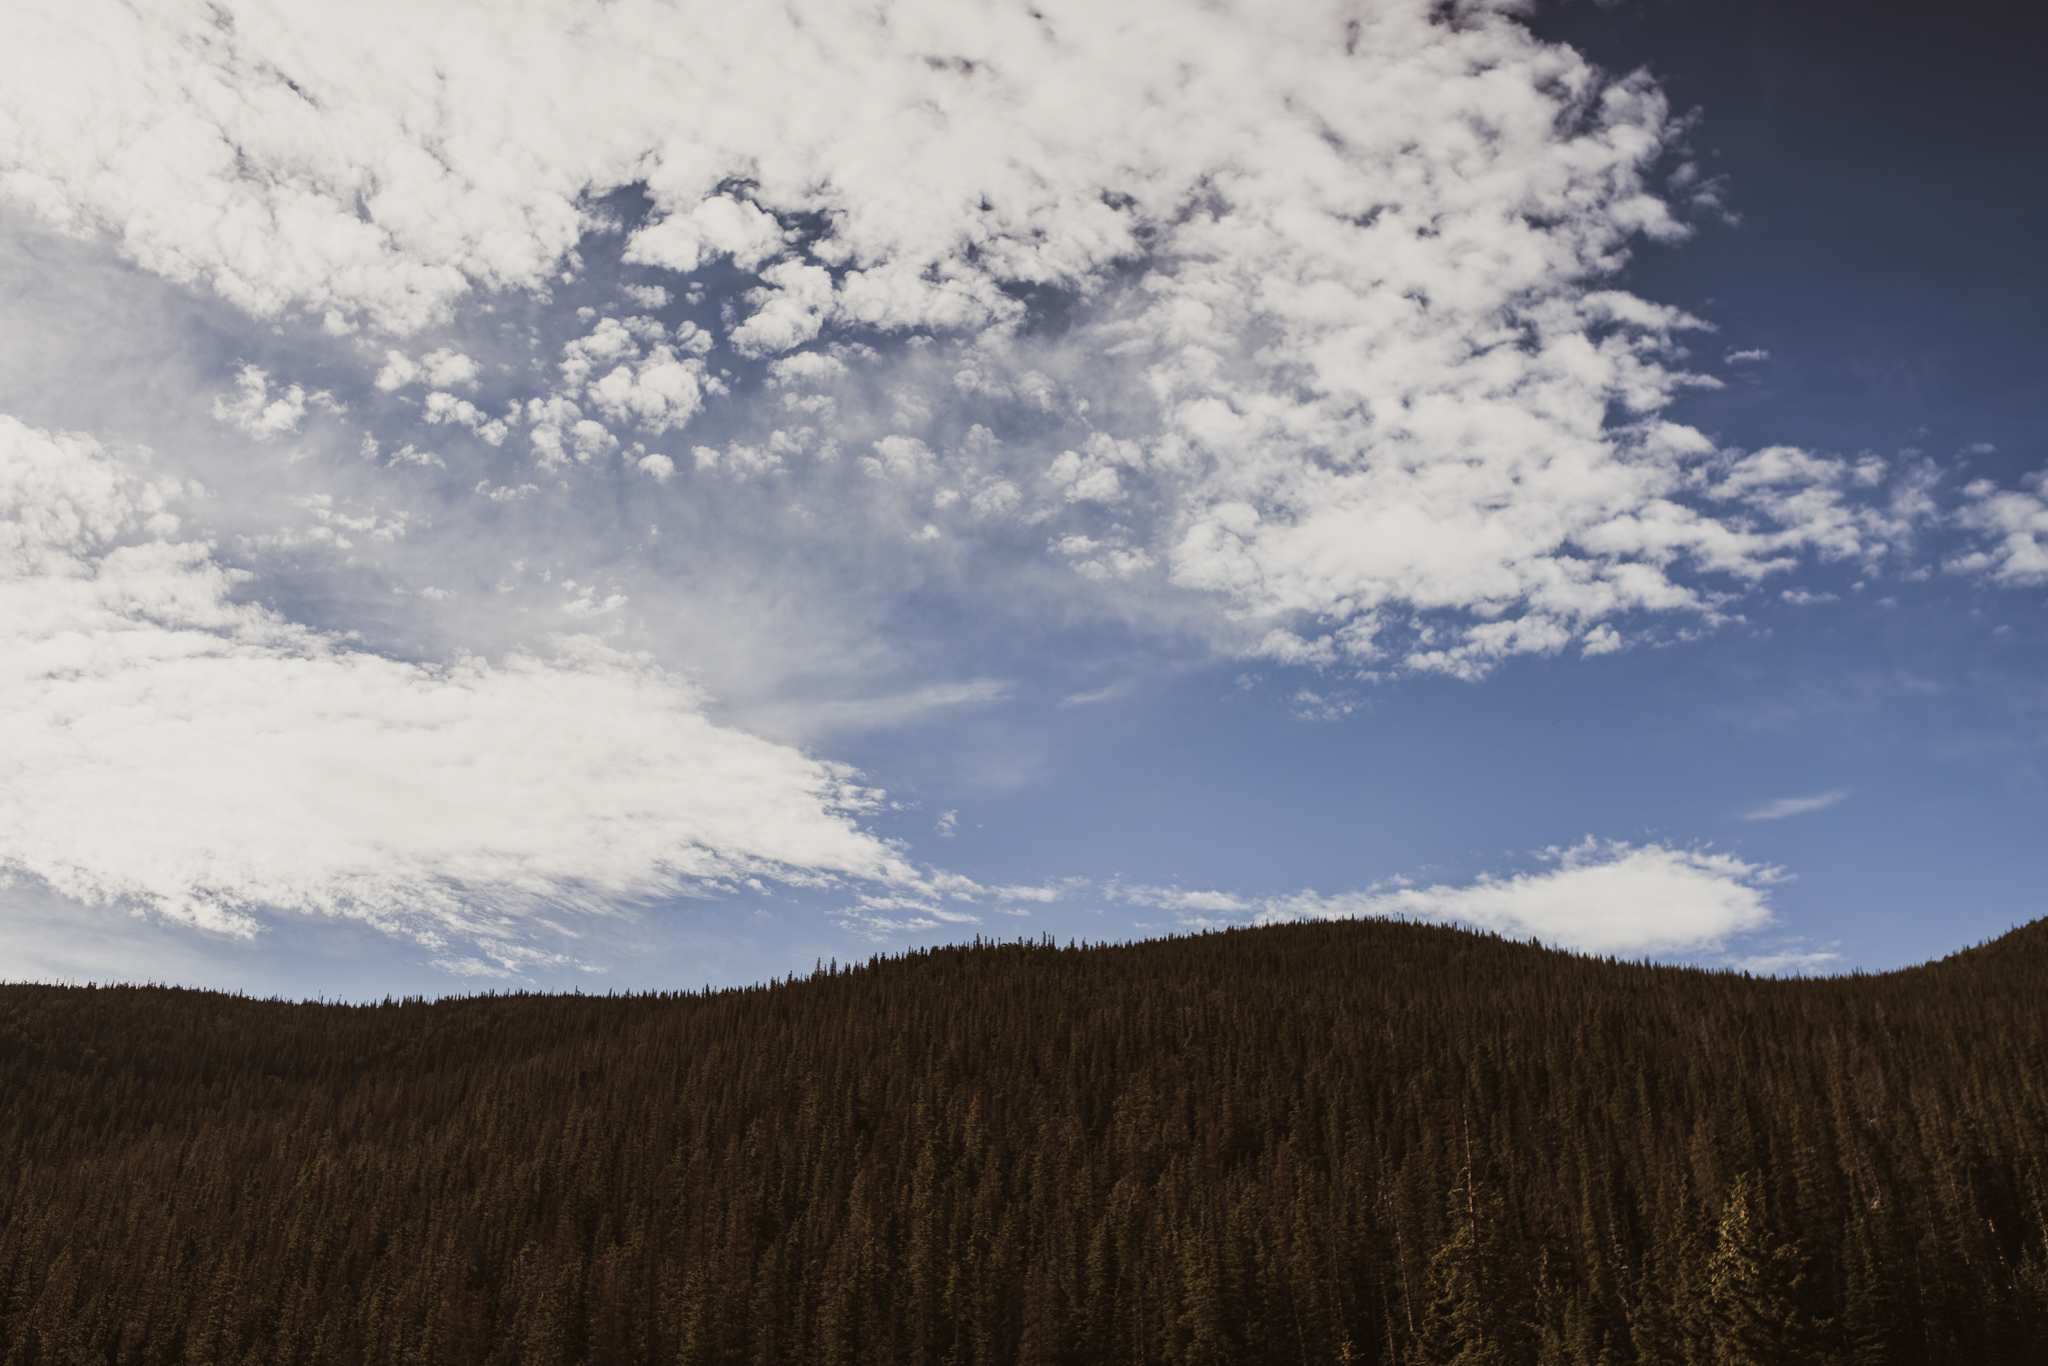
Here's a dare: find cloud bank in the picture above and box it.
[0,0,1947,679]
[0,416,910,970]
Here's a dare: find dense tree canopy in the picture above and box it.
[3,918,2045,1364]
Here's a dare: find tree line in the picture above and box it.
[2,917,2045,1364]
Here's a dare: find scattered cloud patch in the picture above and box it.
[375,348,480,393]
[422,391,509,445]
[1290,690,1357,722]
[1948,476,2048,585]
[212,365,327,439]
[0,0,1971,672]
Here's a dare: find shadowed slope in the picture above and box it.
[3,918,2045,1363]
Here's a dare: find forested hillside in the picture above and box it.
[3,919,2045,1365]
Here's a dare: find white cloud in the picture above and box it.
[733,261,834,358]
[1256,840,1780,956]
[548,317,709,450]
[422,391,509,445]
[1581,623,1624,656]
[1949,476,2048,585]
[829,872,1078,938]
[383,442,442,469]
[624,194,786,275]
[423,348,481,390]
[211,364,316,438]
[1117,884,1254,915]
[0,0,1978,667]
[693,442,783,480]
[1289,689,1357,722]
[0,415,914,957]
[373,351,420,392]
[525,394,618,469]
[373,348,477,393]
[767,352,850,388]
[585,346,704,434]
[732,679,1008,745]
[1740,790,1849,822]
[1058,681,1131,707]
[863,436,935,482]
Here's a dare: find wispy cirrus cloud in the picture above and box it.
[0,417,915,972]
[1740,790,1850,822]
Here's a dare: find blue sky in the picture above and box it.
[1,0,2042,998]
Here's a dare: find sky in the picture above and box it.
[1,0,2042,999]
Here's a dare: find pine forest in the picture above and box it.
[3,917,2046,1365]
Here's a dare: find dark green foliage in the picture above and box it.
[1703,1172,1820,1364]
[1,917,2045,1364]
[1419,1166,1533,1364]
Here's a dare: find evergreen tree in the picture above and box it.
[1419,1164,1534,1365]
[1838,1210,1901,1365]
[1706,1172,1821,1366]
[1629,1176,1711,1366]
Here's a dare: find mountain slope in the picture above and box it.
[2,919,2045,1364]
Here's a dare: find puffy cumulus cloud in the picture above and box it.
[0,415,916,969]
[520,316,716,464]
[422,391,510,445]
[1257,841,1779,956]
[1948,474,2048,585]
[4,0,2001,671]
[211,363,332,438]
[376,347,482,393]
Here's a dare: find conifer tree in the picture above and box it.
[1629,1177,1710,1366]
[1419,1163,1533,1365]
[1706,1172,1821,1366]
[1838,1211,1900,1365]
